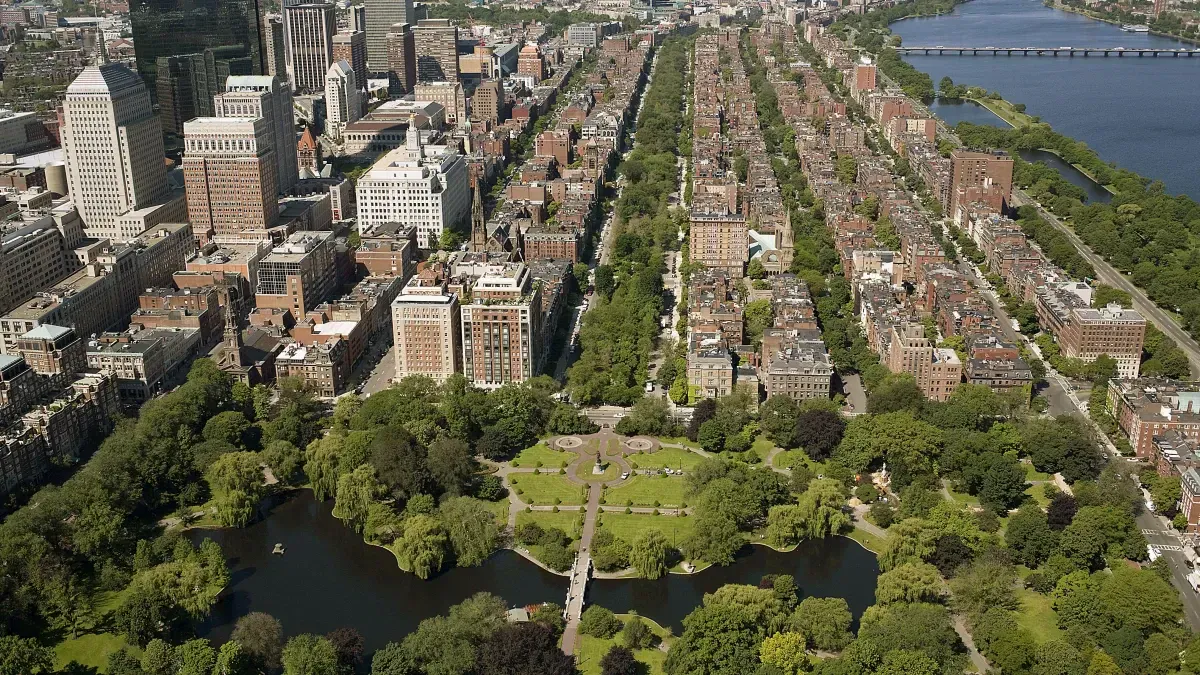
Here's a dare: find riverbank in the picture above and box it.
[1051,0,1200,47]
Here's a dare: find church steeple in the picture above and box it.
[222,283,243,368]
[469,184,486,252]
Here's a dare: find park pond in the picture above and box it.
[188,490,880,656]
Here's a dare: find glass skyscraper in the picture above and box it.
[129,0,267,98]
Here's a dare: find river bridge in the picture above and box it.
[896,45,1200,57]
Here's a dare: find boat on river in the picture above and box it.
[1121,24,1150,32]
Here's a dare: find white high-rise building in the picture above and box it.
[325,60,361,141]
[215,75,299,194]
[356,131,469,248]
[284,2,336,93]
[61,54,171,241]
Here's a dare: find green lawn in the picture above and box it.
[509,473,587,505]
[629,446,704,471]
[482,499,509,524]
[605,475,688,507]
[513,443,570,468]
[1024,483,1052,508]
[576,459,621,483]
[772,449,806,470]
[660,436,701,449]
[1015,588,1063,644]
[576,613,672,675]
[845,527,885,554]
[517,509,585,540]
[53,590,136,671]
[751,436,775,462]
[1023,462,1052,482]
[597,512,696,547]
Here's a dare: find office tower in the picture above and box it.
[325,61,360,140]
[385,22,416,96]
[61,55,170,240]
[332,30,367,90]
[516,43,543,83]
[413,18,458,83]
[459,263,542,388]
[413,81,465,126]
[255,231,337,316]
[355,131,469,248]
[215,75,298,193]
[154,48,253,136]
[182,117,279,240]
[284,2,335,93]
[349,4,366,33]
[263,14,288,80]
[366,0,413,72]
[129,0,265,98]
[470,79,503,125]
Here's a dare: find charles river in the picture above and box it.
[892,0,1200,200]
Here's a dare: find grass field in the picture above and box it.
[53,590,135,671]
[597,512,696,547]
[510,473,587,505]
[605,475,688,507]
[1015,588,1063,644]
[517,509,585,540]
[772,449,807,470]
[575,613,672,675]
[576,459,621,483]
[630,446,704,471]
[513,443,570,468]
[751,436,775,462]
[845,527,885,554]
[1023,462,1052,482]
[660,436,701,449]
[482,498,509,524]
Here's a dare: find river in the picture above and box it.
[893,0,1200,199]
[188,492,879,656]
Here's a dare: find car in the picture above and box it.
[644,382,655,393]
[665,468,675,475]
[620,472,630,480]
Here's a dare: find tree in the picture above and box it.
[622,613,654,650]
[305,435,343,501]
[792,409,845,460]
[332,464,385,534]
[141,639,175,675]
[1086,652,1122,675]
[595,265,616,298]
[262,440,304,485]
[760,396,800,447]
[877,650,940,675]
[687,399,717,441]
[177,639,217,675]
[0,636,53,675]
[600,646,640,675]
[394,514,448,579]
[665,602,763,675]
[1005,507,1059,567]
[369,426,432,502]
[207,451,264,527]
[531,602,565,636]
[204,410,253,448]
[856,603,961,672]
[681,512,744,565]
[231,612,284,671]
[326,627,364,672]
[867,373,924,415]
[875,562,943,605]
[581,605,623,638]
[789,597,853,652]
[758,632,807,674]
[1098,565,1182,633]
[1047,493,1079,530]
[979,458,1029,514]
[697,419,726,453]
[214,641,253,675]
[630,529,670,579]
[282,634,340,675]
[474,622,576,675]
[427,436,476,497]
[439,497,501,567]
[1021,416,1105,483]
[1032,640,1087,675]
[949,556,1018,616]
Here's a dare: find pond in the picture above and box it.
[189,492,879,656]
[1016,148,1113,204]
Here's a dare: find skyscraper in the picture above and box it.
[263,14,287,80]
[61,54,171,240]
[325,60,360,140]
[284,2,335,93]
[155,48,253,136]
[183,117,279,241]
[332,30,367,90]
[385,22,416,96]
[129,0,265,98]
[413,18,458,83]
[214,75,298,193]
[366,0,413,72]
